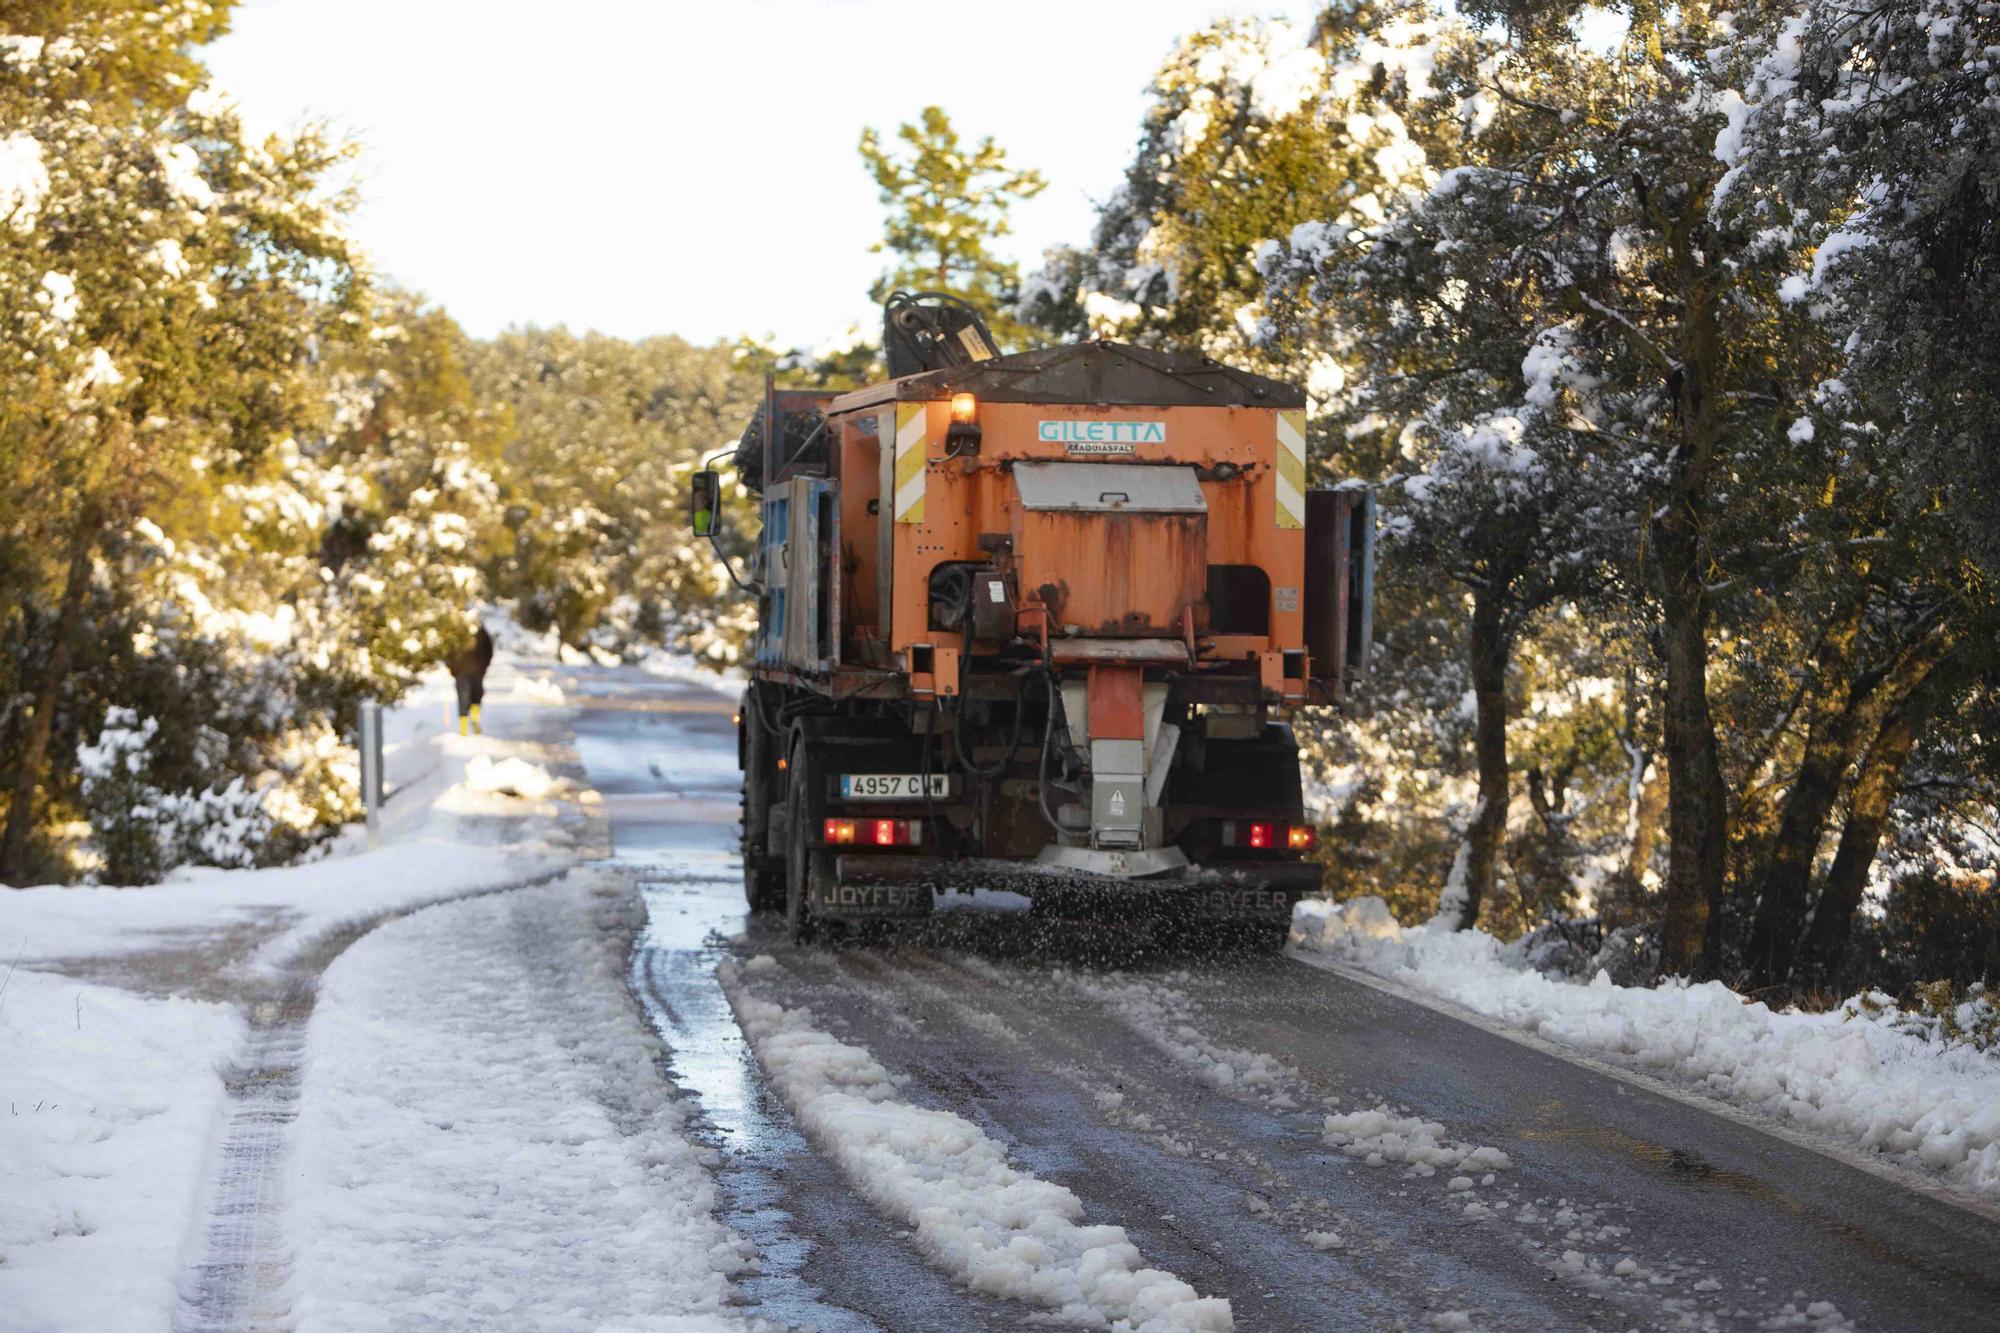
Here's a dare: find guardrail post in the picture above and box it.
[359,699,383,850]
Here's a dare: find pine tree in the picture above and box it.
[0,2,358,882]
[858,106,1046,348]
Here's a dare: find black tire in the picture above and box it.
[784,740,827,944]
[741,695,783,912]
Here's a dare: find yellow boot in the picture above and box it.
[470,704,483,735]
[458,713,469,737]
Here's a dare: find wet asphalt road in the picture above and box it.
[565,663,2000,1333]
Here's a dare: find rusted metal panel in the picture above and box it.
[1013,508,1207,638]
[1050,639,1190,665]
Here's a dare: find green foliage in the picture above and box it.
[468,327,764,663]
[859,106,1046,349]
[1044,2,1999,988]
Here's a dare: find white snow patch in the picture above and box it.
[154,142,216,209]
[461,754,565,801]
[721,965,1232,1331]
[1072,972,1298,1104]
[506,672,567,705]
[0,131,49,231]
[292,868,752,1327]
[1321,1105,1513,1177]
[1292,896,2000,1199]
[0,972,241,1328]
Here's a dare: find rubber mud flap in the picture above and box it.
[1191,884,1302,921]
[817,870,934,919]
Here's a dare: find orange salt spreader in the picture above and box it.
[693,292,1374,945]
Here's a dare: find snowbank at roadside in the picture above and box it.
[0,656,590,1332]
[0,668,584,977]
[0,971,241,1329]
[633,649,742,698]
[721,957,1233,1333]
[290,867,751,1330]
[1291,896,2000,1201]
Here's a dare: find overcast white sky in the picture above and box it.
[207,1,1314,349]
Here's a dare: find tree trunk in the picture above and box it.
[1742,704,1861,988]
[1742,603,1870,988]
[1653,194,1728,979]
[1653,504,1728,976]
[1,518,97,885]
[1453,586,1511,931]
[1796,695,1922,986]
[1745,615,1950,988]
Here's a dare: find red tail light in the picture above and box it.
[824,818,921,847]
[1220,820,1318,853]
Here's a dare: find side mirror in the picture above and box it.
[690,469,720,536]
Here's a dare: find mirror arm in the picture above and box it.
[709,529,758,595]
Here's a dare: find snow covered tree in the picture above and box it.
[470,328,763,663]
[0,1,359,882]
[1732,0,2000,581]
[1023,4,1478,370]
[859,106,1046,348]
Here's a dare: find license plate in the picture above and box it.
[840,773,950,800]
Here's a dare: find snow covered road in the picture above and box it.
[9,658,1998,1332]
[586,663,2000,1333]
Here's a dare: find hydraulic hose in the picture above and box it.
[955,665,1036,782]
[1035,670,1068,836]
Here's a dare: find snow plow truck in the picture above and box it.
[691,293,1374,946]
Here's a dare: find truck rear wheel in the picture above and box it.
[784,740,828,943]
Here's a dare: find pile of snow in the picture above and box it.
[292,868,752,1327]
[0,672,583,976]
[1320,1105,1512,1178]
[634,649,742,697]
[1293,896,2000,1199]
[0,972,241,1328]
[506,672,567,705]
[1069,972,1299,1106]
[721,960,1232,1332]
[461,753,566,801]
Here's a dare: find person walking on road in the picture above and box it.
[450,620,495,736]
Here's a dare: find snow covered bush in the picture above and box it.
[77,709,273,884]
[1846,983,2000,1058]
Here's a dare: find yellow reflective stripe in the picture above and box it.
[895,403,928,524]
[1275,410,1306,530]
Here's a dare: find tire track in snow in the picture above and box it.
[170,870,573,1333]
